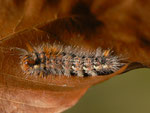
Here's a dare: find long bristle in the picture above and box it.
[21,43,125,77]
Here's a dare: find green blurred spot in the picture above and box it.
[65,68,150,113]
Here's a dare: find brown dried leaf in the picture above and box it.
[0,0,150,113]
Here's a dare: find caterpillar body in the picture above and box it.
[21,43,124,77]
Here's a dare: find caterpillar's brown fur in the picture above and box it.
[21,43,124,77]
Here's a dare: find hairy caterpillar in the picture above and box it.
[21,43,124,77]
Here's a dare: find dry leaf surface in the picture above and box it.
[0,0,150,113]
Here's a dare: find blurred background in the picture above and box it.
[65,68,150,113]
